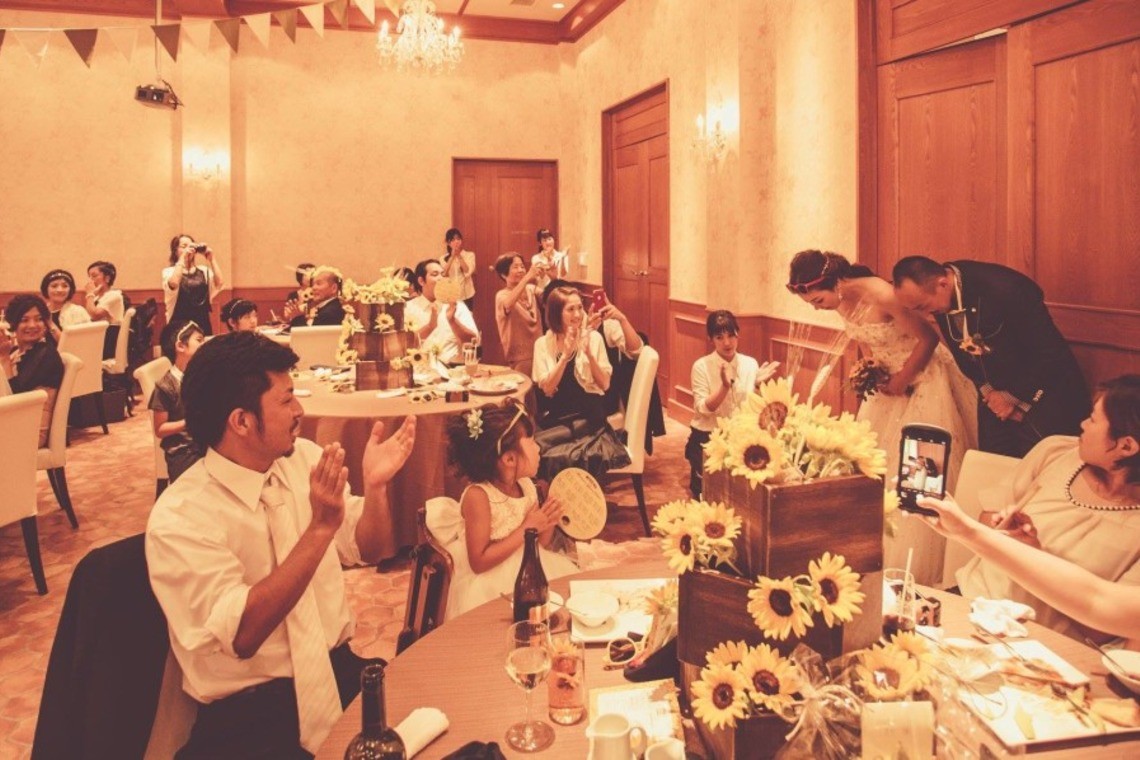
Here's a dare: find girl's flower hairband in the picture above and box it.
[466,409,484,439]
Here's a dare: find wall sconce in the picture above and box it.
[693,113,727,163]
[183,147,229,184]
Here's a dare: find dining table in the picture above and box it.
[317,559,1140,759]
[293,364,532,561]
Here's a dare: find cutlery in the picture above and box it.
[1085,637,1140,680]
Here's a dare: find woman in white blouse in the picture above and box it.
[531,228,569,294]
[442,228,477,312]
[40,269,90,344]
[84,260,125,359]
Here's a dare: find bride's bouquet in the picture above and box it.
[847,358,912,402]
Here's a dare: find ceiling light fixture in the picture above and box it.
[553,2,566,8]
[377,0,464,74]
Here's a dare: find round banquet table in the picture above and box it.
[294,366,532,561]
[317,560,1140,759]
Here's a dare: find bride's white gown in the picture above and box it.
[845,320,979,586]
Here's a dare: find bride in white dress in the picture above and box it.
[788,250,978,585]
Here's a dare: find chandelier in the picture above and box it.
[377,0,464,74]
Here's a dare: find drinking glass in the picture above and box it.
[882,568,917,640]
[463,342,480,380]
[548,634,586,725]
[505,620,555,752]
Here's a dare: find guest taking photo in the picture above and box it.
[164,235,223,335]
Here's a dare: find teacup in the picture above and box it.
[645,737,686,760]
[587,712,647,760]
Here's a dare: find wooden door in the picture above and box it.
[604,84,670,394]
[452,160,558,365]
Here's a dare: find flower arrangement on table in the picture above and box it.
[342,266,412,306]
[334,267,414,370]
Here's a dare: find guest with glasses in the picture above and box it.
[1,294,64,446]
[85,260,125,358]
[893,255,1089,457]
[39,269,90,344]
[220,298,259,333]
[150,320,207,483]
[165,235,223,335]
[146,331,417,757]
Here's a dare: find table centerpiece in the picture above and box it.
[336,267,417,390]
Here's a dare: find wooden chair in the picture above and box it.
[58,320,110,434]
[396,507,455,654]
[290,325,342,369]
[940,449,1020,589]
[0,389,50,594]
[134,357,173,499]
[38,352,83,529]
[606,345,659,536]
[102,306,136,417]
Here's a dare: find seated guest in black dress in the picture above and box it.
[1,294,65,446]
[288,266,345,328]
[220,297,259,333]
[150,321,207,483]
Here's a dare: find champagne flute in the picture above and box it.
[505,620,555,752]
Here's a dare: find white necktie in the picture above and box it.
[261,473,343,754]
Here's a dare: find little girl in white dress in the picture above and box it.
[428,399,579,621]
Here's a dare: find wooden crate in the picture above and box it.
[681,663,790,760]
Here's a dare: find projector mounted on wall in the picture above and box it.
[135,81,183,110]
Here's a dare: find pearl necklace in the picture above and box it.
[1066,464,1140,511]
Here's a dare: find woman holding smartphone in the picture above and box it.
[163,233,223,335]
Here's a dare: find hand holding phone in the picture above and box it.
[591,289,607,312]
[897,423,951,518]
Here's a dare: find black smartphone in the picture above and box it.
[897,423,952,518]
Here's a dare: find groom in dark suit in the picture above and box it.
[893,256,1089,457]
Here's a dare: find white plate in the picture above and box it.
[568,578,671,643]
[470,378,519,395]
[375,387,407,399]
[1102,650,1140,695]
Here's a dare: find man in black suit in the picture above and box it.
[893,256,1089,457]
[288,267,345,328]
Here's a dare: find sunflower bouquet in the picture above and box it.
[703,378,887,487]
[652,499,742,575]
[746,553,865,642]
[342,267,412,306]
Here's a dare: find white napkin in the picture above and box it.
[394,707,449,758]
[969,597,1036,638]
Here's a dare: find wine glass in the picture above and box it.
[505,620,555,752]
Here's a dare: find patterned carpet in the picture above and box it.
[0,403,689,759]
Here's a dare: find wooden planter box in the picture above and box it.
[682,663,792,760]
[355,360,412,391]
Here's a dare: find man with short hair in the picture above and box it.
[405,257,478,364]
[893,256,1088,457]
[289,266,345,327]
[146,331,416,757]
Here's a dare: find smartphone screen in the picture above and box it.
[897,424,951,516]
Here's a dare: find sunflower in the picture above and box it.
[406,348,426,365]
[702,425,731,473]
[643,580,679,617]
[855,645,922,701]
[690,664,750,730]
[739,643,800,712]
[661,519,703,574]
[751,377,798,433]
[888,632,935,686]
[705,639,750,668]
[807,552,865,626]
[698,501,741,549]
[883,488,900,516]
[651,499,699,535]
[747,576,813,640]
[726,427,786,489]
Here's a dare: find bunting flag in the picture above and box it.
[354,0,376,26]
[274,9,298,43]
[0,30,7,57]
[215,18,241,53]
[327,0,351,29]
[13,29,51,66]
[153,23,181,61]
[298,3,325,38]
[63,28,98,67]
[181,20,212,54]
[383,0,401,14]
[103,26,138,62]
[244,13,272,48]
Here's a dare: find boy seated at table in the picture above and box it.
[150,320,206,483]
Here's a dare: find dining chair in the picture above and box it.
[0,389,50,594]
[58,320,110,434]
[134,357,174,499]
[605,345,659,536]
[940,448,1019,588]
[290,325,343,369]
[396,507,455,654]
[39,352,83,529]
[102,306,136,417]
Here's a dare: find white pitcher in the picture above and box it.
[586,713,648,760]
[644,738,686,760]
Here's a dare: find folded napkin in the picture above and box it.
[969,597,1036,638]
[395,707,449,758]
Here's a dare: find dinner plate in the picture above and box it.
[470,378,519,395]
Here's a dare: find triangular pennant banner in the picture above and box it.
[0,30,7,57]
[273,9,298,43]
[354,0,376,26]
[103,26,138,62]
[383,0,401,15]
[215,18,241,53]
[13,29,51,66]
[64,28,99,67]
[298,3,325,37]
[327,0,350,29]
[244,13,272,48]
[181,20,212,53]
[152,23,181,61]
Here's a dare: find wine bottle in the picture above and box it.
[513,528,549,623]
[344,662,407,760]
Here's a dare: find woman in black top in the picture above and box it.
[164,234,224,335]
[1,294,65,446]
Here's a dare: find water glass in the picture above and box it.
[548,634,586,725]
[882,568,917,640]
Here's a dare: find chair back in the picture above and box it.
[134,357,173,481]
[58,321,108,397]
[620,345,659,473]
[290,325,343,369]
[941,449,1020,587]
[103,307,136,375]
[0,390,47,529]
[39,352,83,470]
[396,507,455,654]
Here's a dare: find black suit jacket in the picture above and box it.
[289,297,346,328]
[937,260,1089,431]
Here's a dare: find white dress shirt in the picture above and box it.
[531,330,612,395]
[146,439,364,703]
[530,250,569,293]
[90,289,125,325]
[404,294,479,364]
[689,351,761,432]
